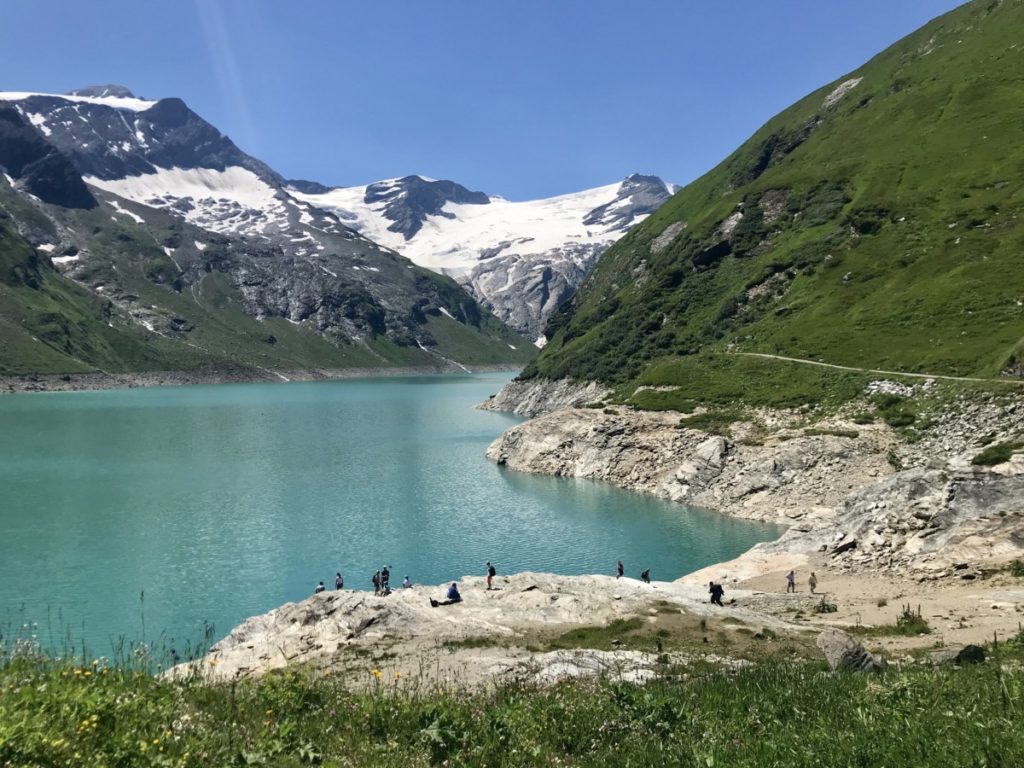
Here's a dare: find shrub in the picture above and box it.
[971,441,1023,466]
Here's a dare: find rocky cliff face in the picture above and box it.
[477,377,611,417]
[486,406,895,522]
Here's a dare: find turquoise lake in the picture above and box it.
[0,373,782,656]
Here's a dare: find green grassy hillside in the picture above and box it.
[525,0,1024,406]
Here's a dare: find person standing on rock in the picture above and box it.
[372,570,381,596]
[381,565,390,592]
[617,560,624,579]
[809,572,818,594]
[335,572,344,590]
[786,570,796,594]
[709,581,725,606]
[486,561,496,590]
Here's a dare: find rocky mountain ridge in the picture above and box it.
[290,173,678,341]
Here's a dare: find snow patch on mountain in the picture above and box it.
[0,91,157,112]
[86,166,287,236]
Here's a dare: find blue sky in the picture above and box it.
[3,1,964,199]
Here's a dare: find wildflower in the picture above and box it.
[84,670,92,677]
[371,668,383,680]
[265,709,273,716]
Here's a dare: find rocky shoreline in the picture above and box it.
[0,364,521,395]
[174,375,1024,685]
[483,377,1024,577]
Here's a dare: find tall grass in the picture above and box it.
[1,654,1022,767]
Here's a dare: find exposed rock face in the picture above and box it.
[364,176,490,240]
[816,628,883,672]
[756,459,1024,576]
[0,106,96,209]
[478,377,611,417]
[461,243,597,342]
[485,405,894,522]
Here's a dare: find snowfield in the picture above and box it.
[290,180,629,275]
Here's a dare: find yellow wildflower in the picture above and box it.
[371,668,383,680]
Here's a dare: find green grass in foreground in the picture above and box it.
[2,656,1024,767]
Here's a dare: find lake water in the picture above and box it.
[0,373,781,656]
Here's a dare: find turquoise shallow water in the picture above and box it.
[0,373,781,654]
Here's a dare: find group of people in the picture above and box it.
[314,560,819,609]
[313,561,494,605]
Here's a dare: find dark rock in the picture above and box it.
[831,539,858,556]
[929,644,986,666]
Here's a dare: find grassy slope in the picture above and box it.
[2,656,1023,767]
[0,185,535,376]
[526,0,1024,407]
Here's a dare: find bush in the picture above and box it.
[971,441,1023,466]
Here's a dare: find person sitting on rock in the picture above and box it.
[402,575,412,589]
[641,568,651,584]
[430,582,462,607]
[314,581,326,594]
[709,581,725,606]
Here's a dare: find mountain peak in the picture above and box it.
[364,175,490,240]
[67,85,137,99]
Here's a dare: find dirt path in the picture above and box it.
[731,351,1023,386]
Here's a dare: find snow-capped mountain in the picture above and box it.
[289,173,678,342]
[0,87,532,371]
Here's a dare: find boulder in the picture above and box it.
[816,628,883,672]
[928,645,986,666]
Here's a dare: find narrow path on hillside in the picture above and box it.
[730,351,1024,386]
